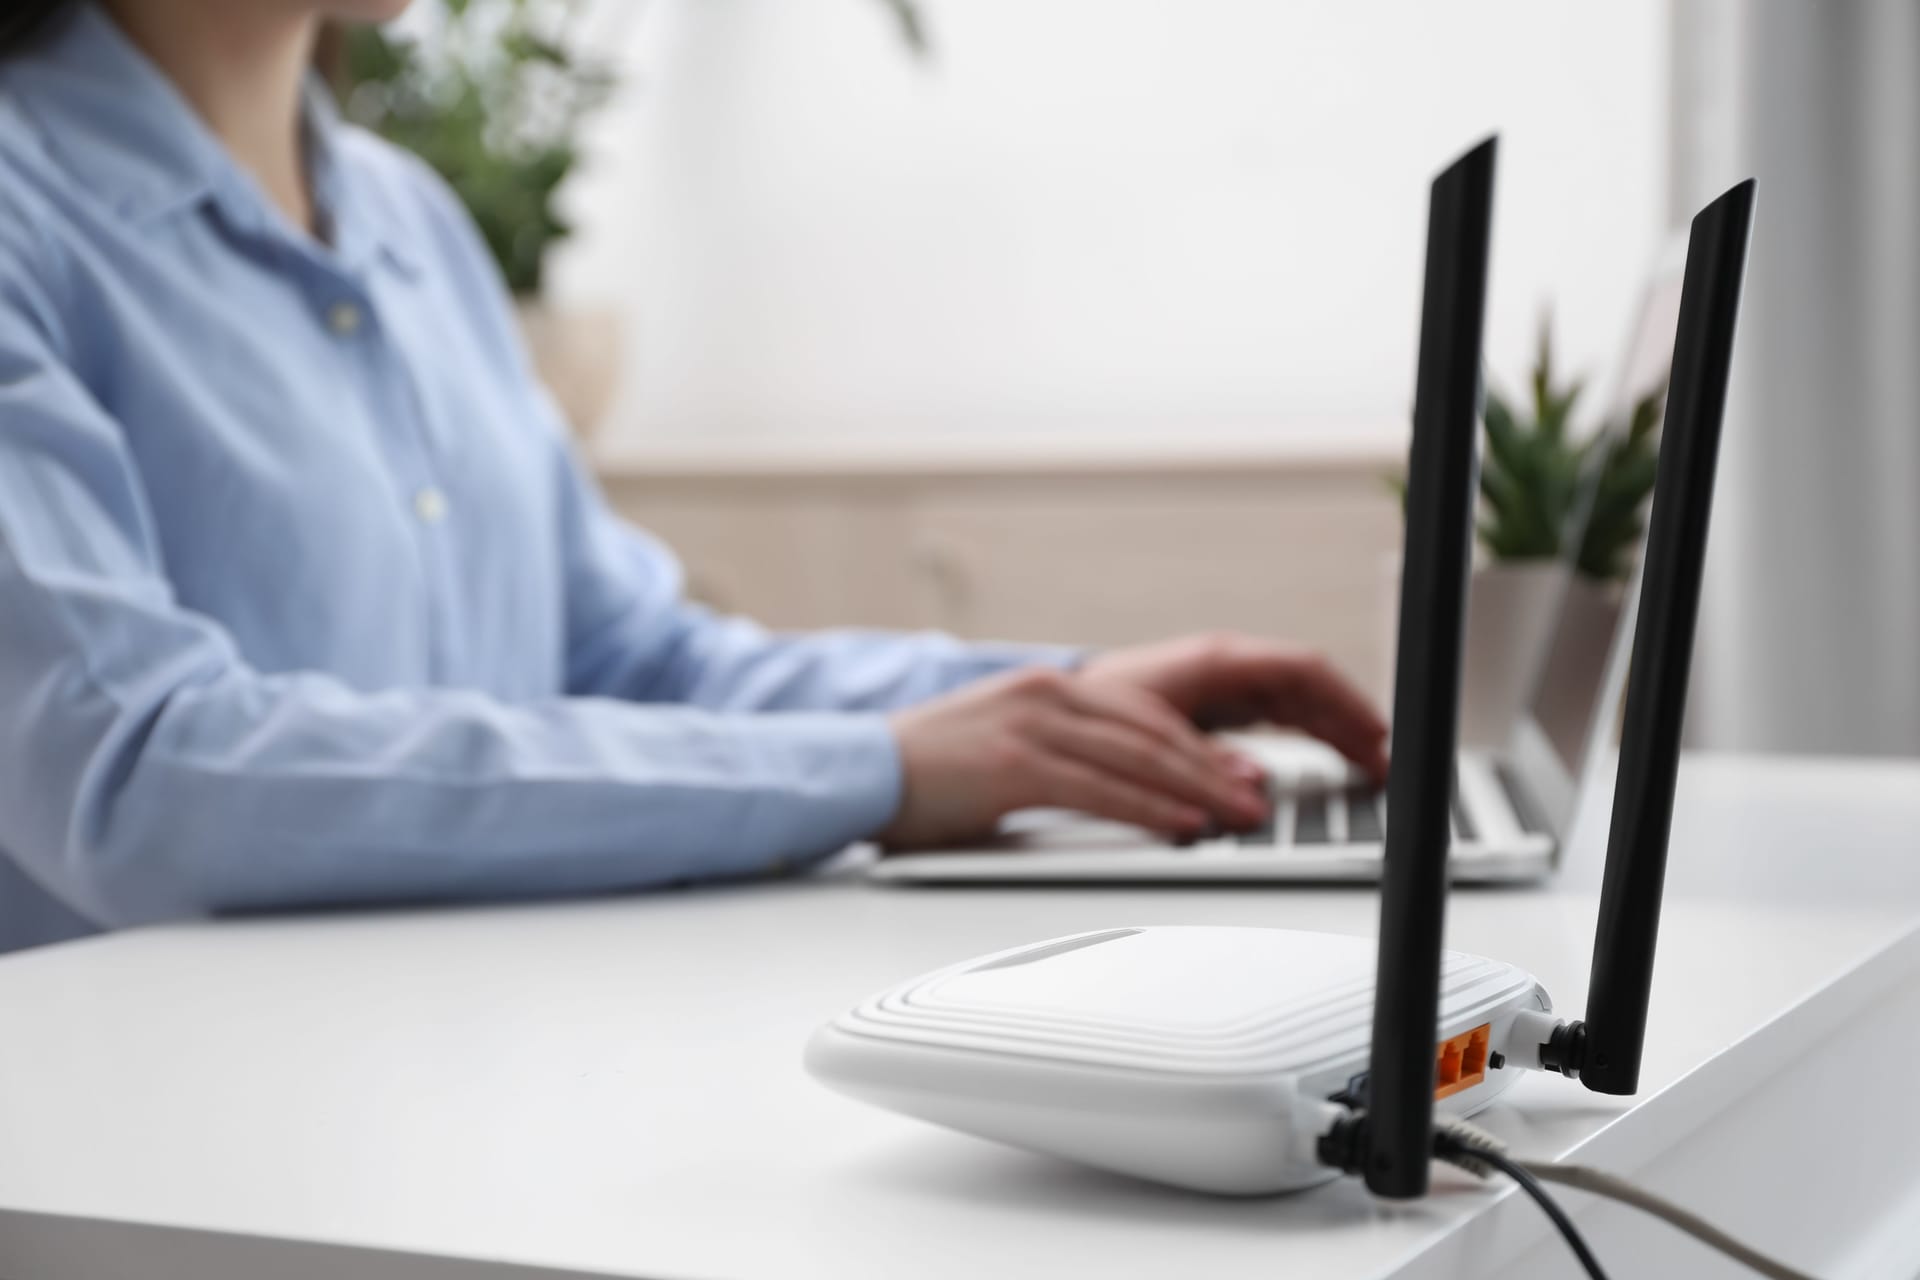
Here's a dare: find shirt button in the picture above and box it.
[326,301,363,336]
[414,487,448,524]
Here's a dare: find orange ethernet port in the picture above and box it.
[1434,1023,1492,1100]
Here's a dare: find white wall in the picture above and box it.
[552,0,1668,445]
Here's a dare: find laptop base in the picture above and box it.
[870,738,1557,887]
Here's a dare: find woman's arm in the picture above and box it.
[0,298,901,930]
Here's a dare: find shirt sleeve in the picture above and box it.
[0,283,902,931]
[553,441,1083,710]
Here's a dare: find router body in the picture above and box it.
[807,926,1551,1195]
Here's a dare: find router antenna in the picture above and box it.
[1579,180,1755,1095]
[1362,136,1496,1200]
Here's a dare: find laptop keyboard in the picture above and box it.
[1229,769,1468,850]
[1344,783,1385,841]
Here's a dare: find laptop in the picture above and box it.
[872,241,1688,887]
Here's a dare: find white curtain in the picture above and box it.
[1675,0,1920,756]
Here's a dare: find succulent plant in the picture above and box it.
[1574,375,1663,582]
[1470,319,1667,583]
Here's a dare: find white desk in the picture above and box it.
[2,753,1919,1280]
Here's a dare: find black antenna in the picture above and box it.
[1363,136,1496,1199]
[1577,180,1755,1095]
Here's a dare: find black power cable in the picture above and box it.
[1319,1111,1609,1280]
[1459,1144,1610,1280]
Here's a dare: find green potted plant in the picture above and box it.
[1474,326,1658,752]
[1386,318,1666,744]
[331,0,929,434]
[1465,319,1664,743]
[332,0,624,432]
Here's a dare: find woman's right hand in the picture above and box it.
[874,666,1271,852]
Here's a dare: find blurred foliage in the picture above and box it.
[1391,317,1666,583]
[340,0,616,295]
[340,0,929,297]
[877,0,930,57]
[1573,358,1664,582]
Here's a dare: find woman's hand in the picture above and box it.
[875,666,1270,851]
[875,633,1389,853]
[1082,632,1390,782]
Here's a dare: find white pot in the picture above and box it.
[1458,560,1569,747]
[1377,557,1570,747]
[516,300,625,438]
[1530,574,1627,763]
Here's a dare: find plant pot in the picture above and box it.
[1530,574,1627,765]
[1377,557,1570,748]
[515,300,624,439]
[1459,560,1569,747]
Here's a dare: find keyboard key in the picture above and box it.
[1494,760,1548,834]
[1294,795,1330,844]
[1343,786,1383,842]
[1224,771,1278,847]
[1450,775,1477,842]
[1234,806,1277,846]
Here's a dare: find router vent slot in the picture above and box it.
[969,929,1143,972]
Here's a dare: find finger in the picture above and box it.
[1068,681,1265,815]
[1209,740,1268,784]
[1192,698,1266,733]
[1261,658,1391,780]
[1067,676,1273,818]
[1035,713,1266,828]
[1284,696,1390,782]
[1299,706,1391,783]
[1033,754,1210,837]
[1061,677,1221,767]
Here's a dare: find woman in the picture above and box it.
[0,0,1388,953]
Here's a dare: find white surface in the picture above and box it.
[1,753,1918,1279]
[554,0,1666,443]
[807,927,1541,1193]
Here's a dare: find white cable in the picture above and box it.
[1430,1114,1507,1176]
[1515,1161,1819,1280]
[1429,1116,1821,1280]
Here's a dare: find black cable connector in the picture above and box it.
[1538,1018,1589,1079]
[1317,1111,1610,1280]
[1315,1109,1368,1177]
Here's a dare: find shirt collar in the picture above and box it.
[301,76,423,279]
[13,3,420,278]
[11,3,228,222]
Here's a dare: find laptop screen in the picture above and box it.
[1512,258,1686,817]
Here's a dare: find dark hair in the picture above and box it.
[0,0,69,56]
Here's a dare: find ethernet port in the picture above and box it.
[1434,1023,1492,1100]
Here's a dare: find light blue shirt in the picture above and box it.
[0,5,1071,953]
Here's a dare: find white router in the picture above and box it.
[810,143,1756,1200]
[808,925,1550,1194]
